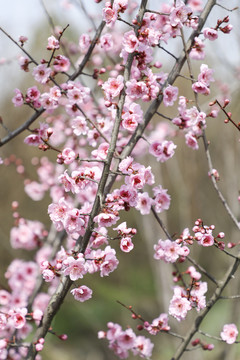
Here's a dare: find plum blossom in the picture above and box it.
[144,313,170,335]
[169,1,192,28]
[79,33,91,52]
[169,287,192,321]
[102,75,124,100]
[149,140,176,162]
[42,269,55,282]
[94,212,119,228]
[153,185,171,213]
[125,79,148,100]
[133,336,154,358]
[71,116,88,136]
[48,197,71,231]
[102,3,118,26]
[119,156,134,174]
[163,85,178,106]
[32,64,52,84]
[53,55,70,72]
[0,314,7,330]
[221,324,238,344]
[203,27,218,41]
[63,208,85,237]
[71,285,92,302]
[101,246,119,277]
[190,36,205,60]
[154,239,186,263]
[136,192,153,215]
[63,254,87,281]
[100,33,113,51]
[120,237,134,252]
[47,35,60,50]
[10,219,46,250]
[26,86,41,103]
[99,322,154,359]
[8,308,28,329]
[12,88,24,107]
[61,147,76,164]
[122,30,139,53]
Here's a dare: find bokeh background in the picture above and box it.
[0,1,240,359]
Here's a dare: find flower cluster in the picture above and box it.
[2,0,237,358]
[98,322,154,359]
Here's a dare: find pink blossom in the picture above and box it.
[203,27,218,41]
[79,33,91,52]
[71,285,92,302]
[63,254,87,281]
[119,157,134,174]
[32,309,43,321]
[192,81,210,95]
[169,291,192,321]
[9,308,28,329]
[187,0,203,12]
[53,55,70,72]
[61,147,76,164]
[0,290,11,306]
[221,324,238,344]
[12,88,24,107]
[125,79,148,100]
[133,336,154,358]
[120,237,134,252]
[185,132,199,150]
[117,328,136,349]
[122,31,139,53]
[71,116,88,136]
[10,219,45,250]
[102,75,124,99]
[163,85,178,107]
[154,239,183,263]
[92,142,109,160]
[24,181,46,201]
[26,86,41,102]
[67,84,90,104]
[40,92,58,111]
[19,35,28,44]
[187,266,201,280]
[194,230,214,246]
[32,64,52,84]
[48,197,71,231]
[190,37,205,60]
[63,208,85,237]
[126,173,145,190]
[35,342,44,352]
[145,313,170,335]
[198,64,214,86]
[59,170,75,193]
[149,140,176,162]
[153,185,171,213]
[100,34,113,51]
[102,3,118,26]
[100,246,119,277]
[18,55,30,71]
[169,2,192,28]
[118,184,138,207]
[42,269,55,282]
[95,212,119,228]
[47,35,60,50]
[0,314,7,330]
[136,192,153,215]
